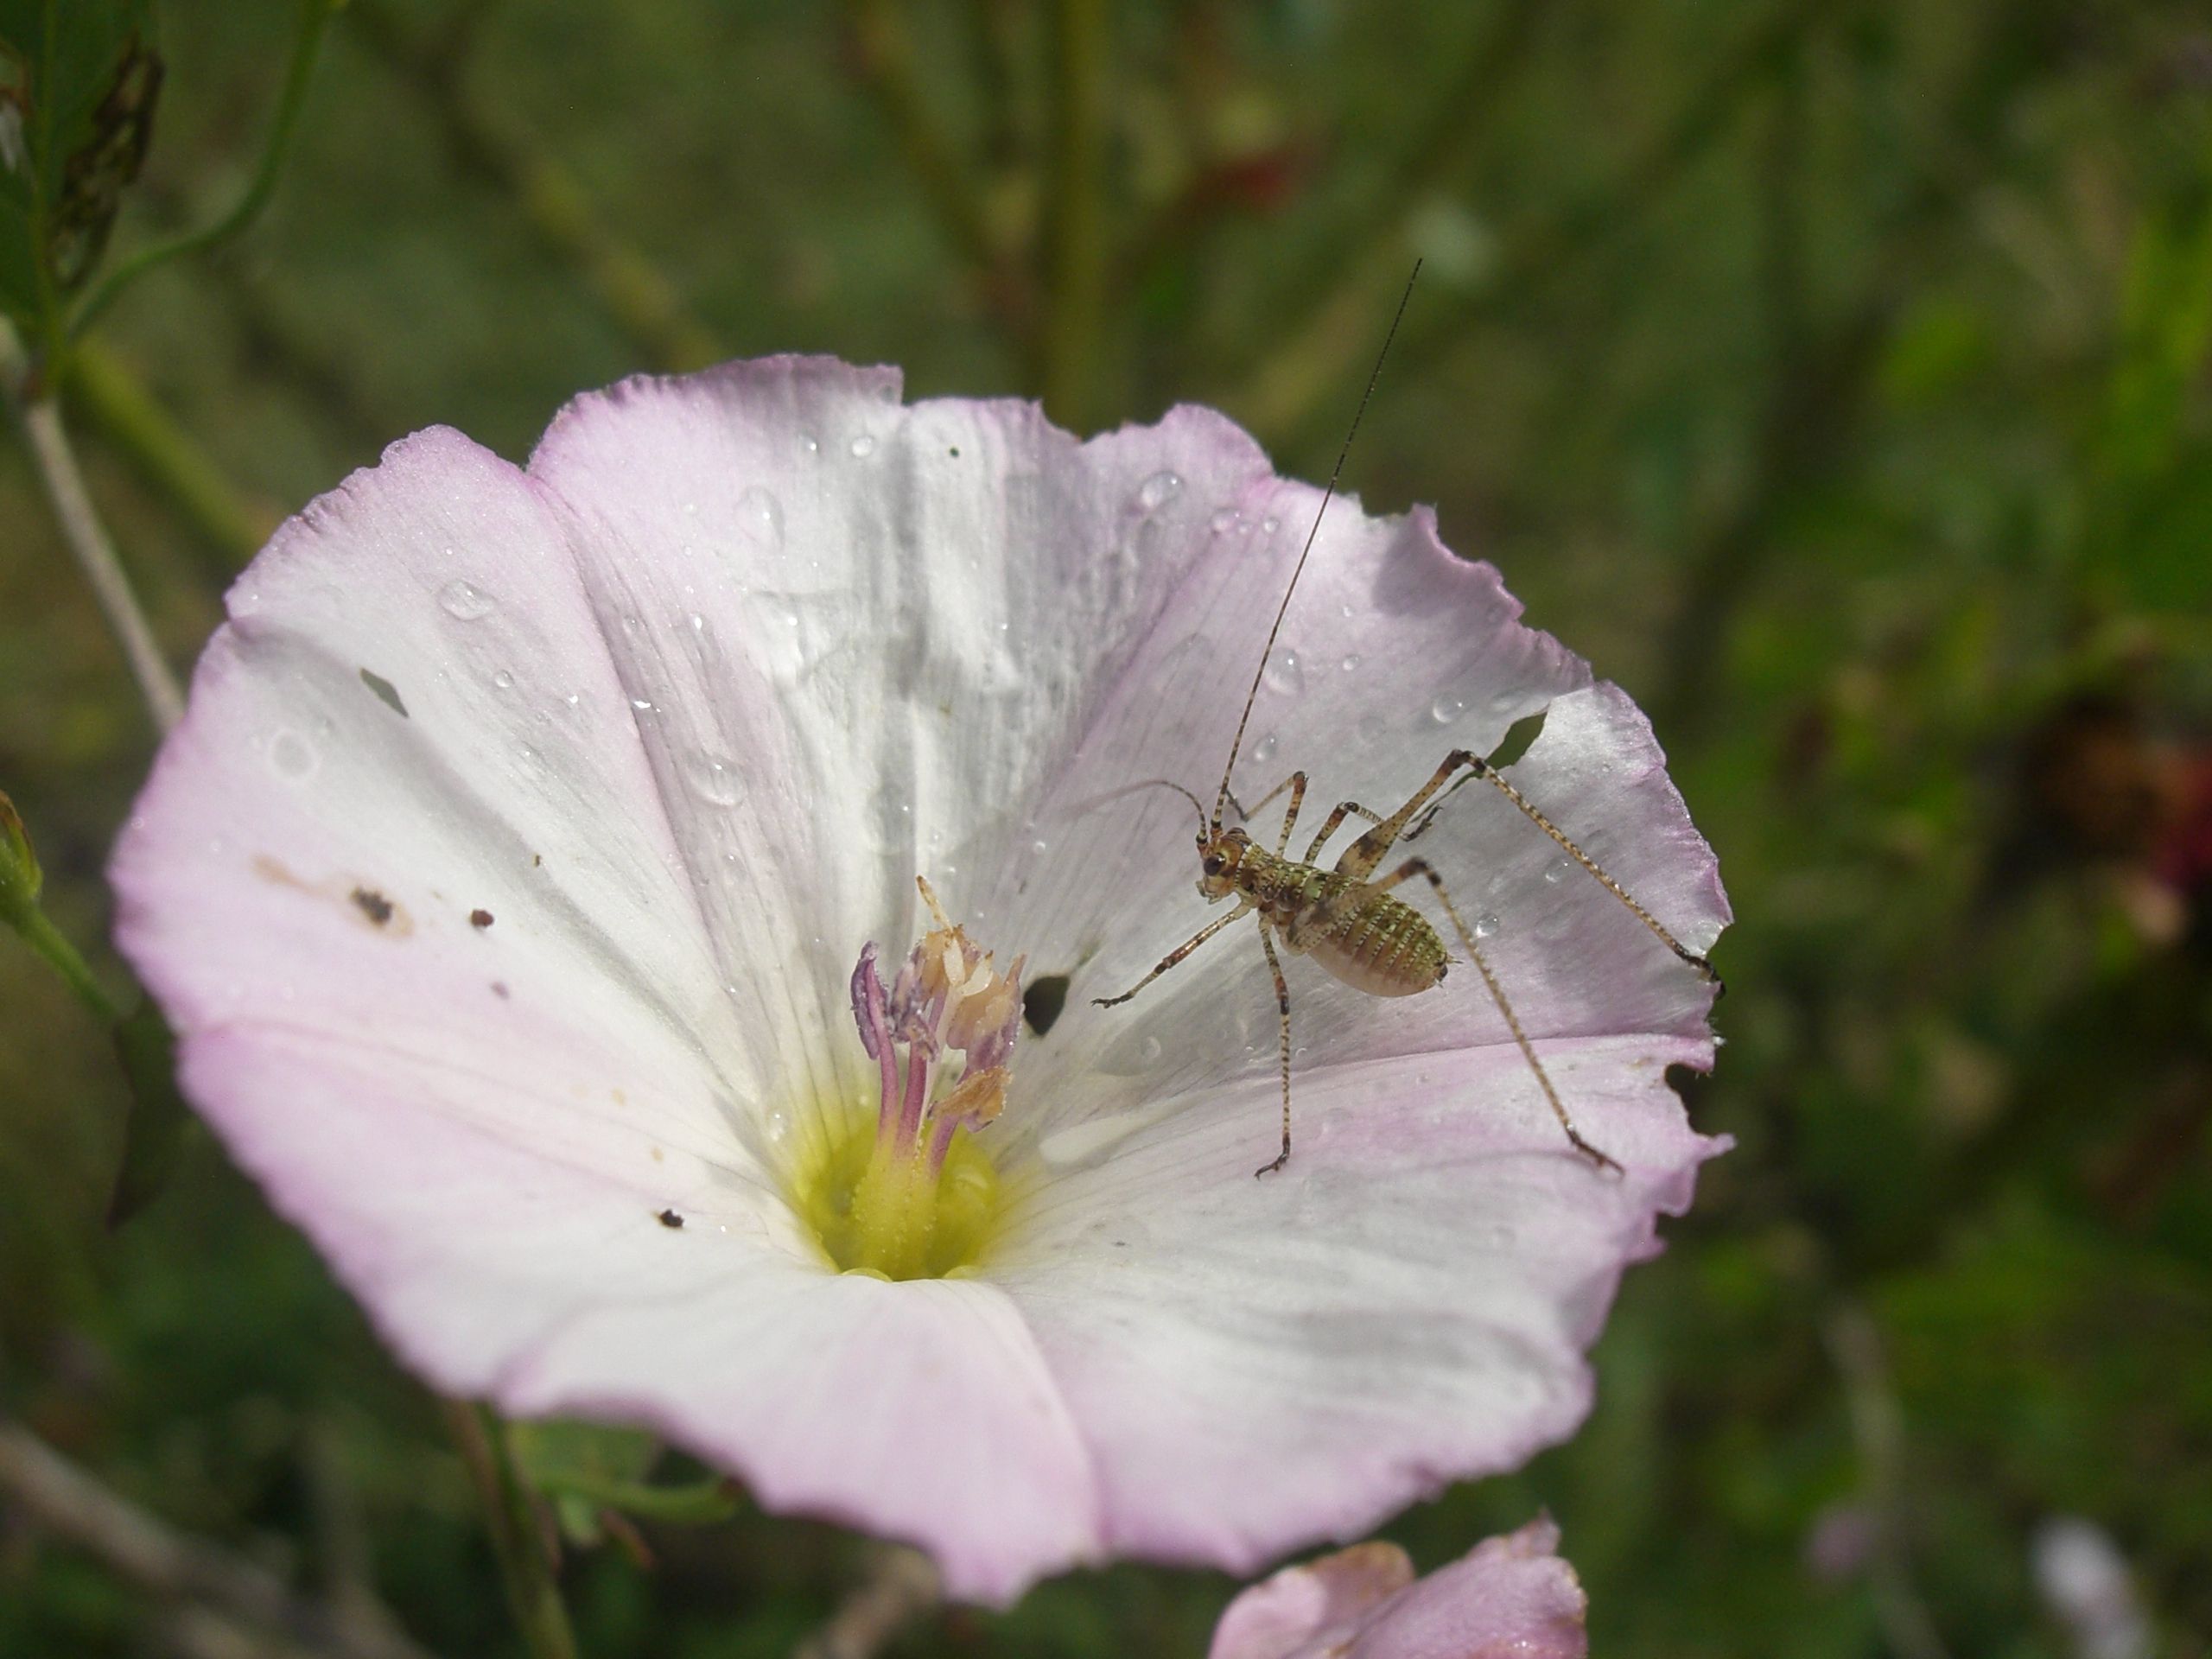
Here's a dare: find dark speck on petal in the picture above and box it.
[351,887,395,926]
[657,1208,684,1229]
[470,908,494,929]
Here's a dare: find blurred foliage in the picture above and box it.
[3,0,2211,1653]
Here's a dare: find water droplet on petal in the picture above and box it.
[1263,649,1304,695]
[1031,838,1050,855]
[1340,653,1362,672]
[438,579,494,620]
[1252,732,1279,766]
[492,669,514,690]
[1543,857,1572,885]
[849,433,877,458]
[1261,515,1280,534]
[630,696,656,713]
[1430,694,1466,725]
[269,729,315,779]
[1210,507,1242,534]
[735,485,784,550]
[1139,1035,1163,1064]
[766,1108,791,1144]
[1473,913,1501,939]
[1137,470,1183,511]
[685,753,746,807]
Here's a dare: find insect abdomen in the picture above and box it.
[1292,882,1447,999]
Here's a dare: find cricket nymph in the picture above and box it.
[1200,827,1448,999]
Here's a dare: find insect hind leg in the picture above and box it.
[1255,925,1294,1178]
[1370,854,1624,1175]
[1403,751,1723,995]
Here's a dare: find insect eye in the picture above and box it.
[1202,854,1224,876]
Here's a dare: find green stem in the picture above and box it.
[847,0,1007,281]
[1,320,185,733]
[70,0,339,340]
[1039,0,1107,427]
[445,1403,578,1659]
[534,1471,741,1526]
[14,906,123,1026]
[65,339,278,571]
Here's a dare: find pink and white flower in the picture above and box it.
[110,358,1728,1604]
[1210,1518,1588,1659]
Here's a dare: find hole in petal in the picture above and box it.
[1022,973,1071,1036]
[359,667,408,717]
[1487,707,1548,769]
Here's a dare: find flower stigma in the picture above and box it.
[791,876,1021,1281]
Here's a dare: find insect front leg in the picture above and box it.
[1091,902,1252,1007]
[1402,749,1721,989]
[1227,772,1310,855]
[1369,854,1624,1175]
[1256,923,1294,1178]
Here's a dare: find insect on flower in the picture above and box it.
[1094,269,1723,1176]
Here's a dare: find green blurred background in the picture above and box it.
[4,0,2210,1653]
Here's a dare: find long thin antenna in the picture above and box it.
[1212,260,1423,827]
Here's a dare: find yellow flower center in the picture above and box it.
[790,1103,1005,1281]
[793,875,1019,1281]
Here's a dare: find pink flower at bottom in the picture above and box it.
[1211,1520,1588,1659]
[110,358,1728,1603]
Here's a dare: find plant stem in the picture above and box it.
[444,1402,578,1659]
[15,905,123,1025]
[2,321,184,733]
[531,1471,741,1526]
[67,338,280,571]
[70,0,340,339]
[847,0,1007,281]
[1039,0,1107,428]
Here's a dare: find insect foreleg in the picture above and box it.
[1402,751,1721,990]
[1256,923,1294,1178]
[1091,903,1252,1008]
[1301,800,1384,865]
[1371,855,1624,1175]
[1227,772,1310,854]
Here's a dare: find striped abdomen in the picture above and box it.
[1246,854,1449,998]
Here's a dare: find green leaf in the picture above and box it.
[105,995,192,1226]
[0,0,162,329]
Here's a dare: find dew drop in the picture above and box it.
[1251,732,1279,766]
[1473,912,1501,939]
[1139,1035,1163,1065]
[801,435,820,454]
[1261,515,1280,535]
[437,579,494,621]
[1543,857,1572,885]
[685,753,746,807]
[849,433,878,458]
[1209,506,1243,535]
[1340,653,1362,673]
[1032,838,1050,855]
[1430,694,1466,726]
[1263,649,1304,696]
[736,485,784,550]
[269,729,315,779]
[766,1108,792,1145]
[492,669,515,690]
[1136,470,1183,511]
[629,696,656,712]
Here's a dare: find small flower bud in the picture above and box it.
[0,789,43,934]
